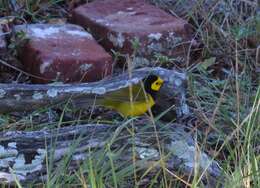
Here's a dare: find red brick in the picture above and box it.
[72,0,195,65]
[15,24,112,83]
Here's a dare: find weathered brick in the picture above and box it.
[15,24,112,83]
[72,0,195,65]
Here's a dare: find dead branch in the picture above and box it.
[0,67,189,116]
[0,122,221,186]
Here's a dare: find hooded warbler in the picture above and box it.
[100,75,164,117]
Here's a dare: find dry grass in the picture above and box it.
[0,0,259,187]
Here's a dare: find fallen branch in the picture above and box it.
[0,122,221,186]
[0,67,189,116]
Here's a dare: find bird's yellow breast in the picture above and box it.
[103,94,155,117]
[117,94,155,117]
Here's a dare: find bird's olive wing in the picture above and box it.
[103,83,148,102]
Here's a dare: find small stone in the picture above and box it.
[15,24,113,83]
[72,0,195,65]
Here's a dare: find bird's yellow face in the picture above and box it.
[151,77,164,91]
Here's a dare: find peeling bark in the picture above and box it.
[0,122,221,186]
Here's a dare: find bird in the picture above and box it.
[100,74,164,117]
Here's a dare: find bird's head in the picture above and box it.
[143,75,164,97]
